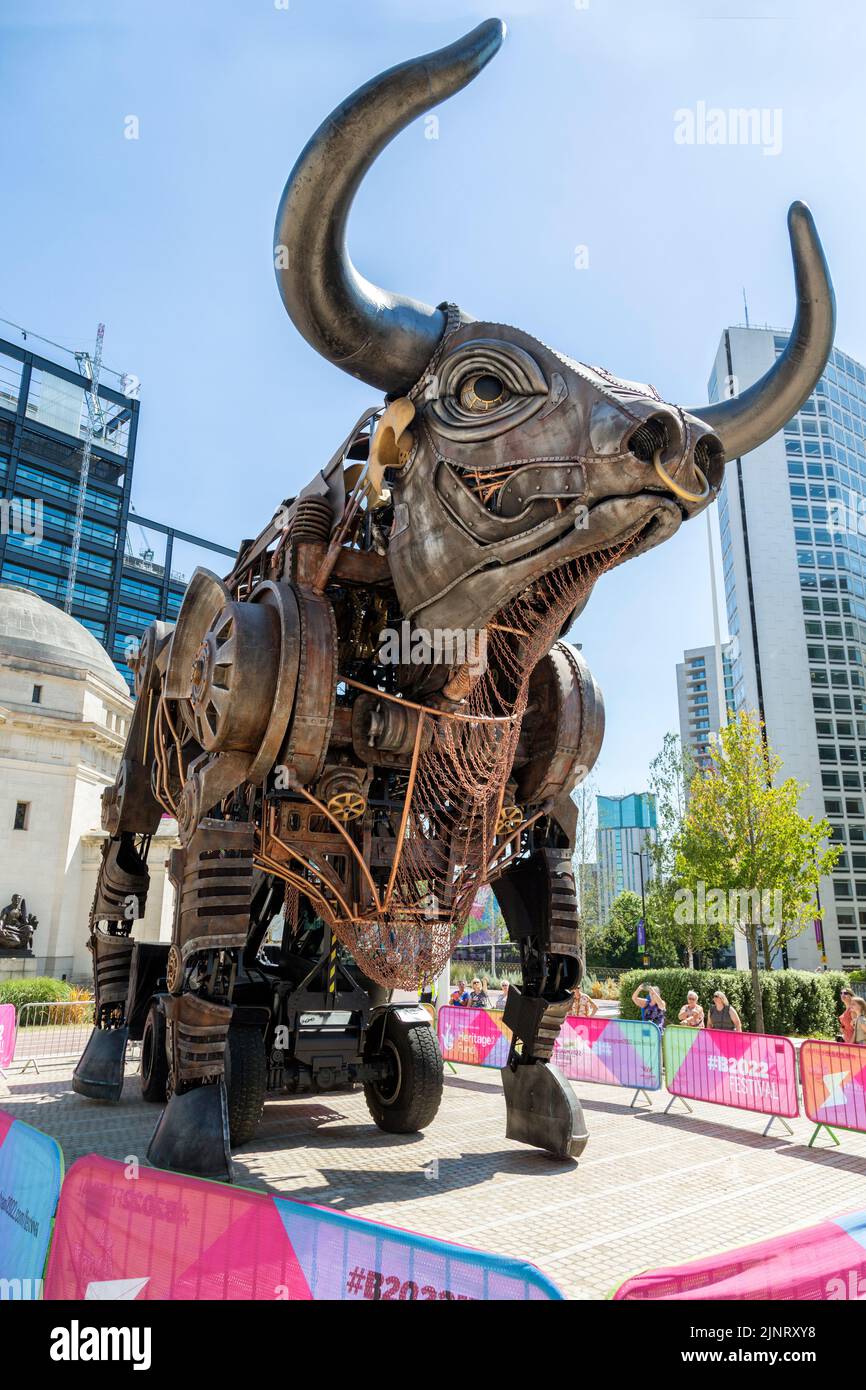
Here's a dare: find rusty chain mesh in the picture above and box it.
[338,538,637,988]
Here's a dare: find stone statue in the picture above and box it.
[0,894,37,952]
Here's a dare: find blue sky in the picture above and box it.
[2,0,864,799]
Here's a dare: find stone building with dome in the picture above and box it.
[0,584,177,981]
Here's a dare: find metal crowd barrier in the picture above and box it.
[436,1007,662,1105]
[800,1038,866,1147]
[11,1002,140,1072]
[553,1016,663,1105]
[662,1025,799,1135]
[437,1007,819,1136]
[437,1006,511,1068]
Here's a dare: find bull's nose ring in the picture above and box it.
[652,448,710,504]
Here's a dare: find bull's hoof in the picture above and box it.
[147,1080,233,1181]
[501,1059,588,1160]
[72,1026,129,1103]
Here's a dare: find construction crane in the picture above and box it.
[64,323,105,613]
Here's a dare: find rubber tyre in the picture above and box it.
[140,1003,169,1103]
[364,1017,444,1134]
[226,1025,267,1146]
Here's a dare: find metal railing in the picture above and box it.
[11,1002,139,1072]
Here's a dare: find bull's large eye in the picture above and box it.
[459,373,509,412]
[428,339,548,441]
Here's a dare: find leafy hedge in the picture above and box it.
[619,968,850,1037]
[0,977,72,1011]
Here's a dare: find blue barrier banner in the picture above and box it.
[0,1108,63,1298]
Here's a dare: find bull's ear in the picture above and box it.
[689,202,834,459]
[273,19,505,393]
[366,399,417,506]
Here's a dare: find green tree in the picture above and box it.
[585,889,678,968]
[675,710,840,1032]
[647,732,728,966]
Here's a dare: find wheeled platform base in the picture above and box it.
[72,1026,129,1103]
[147,1080,233,1182]
[501,1060,587,1159]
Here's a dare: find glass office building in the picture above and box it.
[595,792,657,924]
[676,643,735,770]
[709,327,866,968]
[0,334,235,691]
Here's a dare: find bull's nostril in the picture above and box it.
[694,434,724,488]
[628,417,669,463]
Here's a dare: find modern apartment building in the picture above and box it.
[0,334,235,690]
[595,792,657,925]
[676,642,735,769]
[709,326,866,970]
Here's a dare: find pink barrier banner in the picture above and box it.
[437,1005,511,1067]
[801,1039,866,1134]
[438,1008,663,1094]
[613,1206,866,1300]
[663,1026,799,1118]
[552,1016,662,1091]
[0,1005,15,1069]
[45,1155,562,1300]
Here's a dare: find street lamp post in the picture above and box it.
[632,847,649,966]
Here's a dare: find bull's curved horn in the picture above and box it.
[274,19,505,394]
[690,202,835,460]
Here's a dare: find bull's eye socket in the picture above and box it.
[459,373,509,412]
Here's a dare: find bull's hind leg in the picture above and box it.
[72,832,150,1102]
[493,803,588,1160]
[146,818,254,1182]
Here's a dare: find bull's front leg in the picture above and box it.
[493,838,588,1160]
[146,817,254,1182]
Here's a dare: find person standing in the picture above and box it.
[678,990,705,1028]
[570,988,599,1018]
[708,990,742,1033]
[838,987,857,1044]
[467,977,490,1008]
[850,997,866,1045]
[632,983,666,1030]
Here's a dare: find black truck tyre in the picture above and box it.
[364,1015,444,1134]
[140,1002,169,1103]
[226,1025,267,1146]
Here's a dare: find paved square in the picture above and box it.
[3,1054,865,1299]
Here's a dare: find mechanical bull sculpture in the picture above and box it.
[73,18,835,1178]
